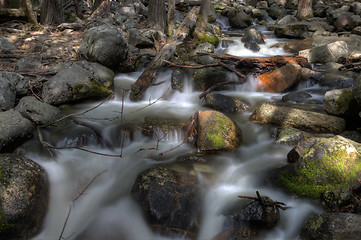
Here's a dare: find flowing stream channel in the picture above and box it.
[31,22,323,240]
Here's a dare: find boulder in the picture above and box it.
[42,61,114,105]
[249,102,346,134]
[257,64,302,93]
[128,28,154,49]
[192,67,238,92]
[15,96,62,126]
[272,126,307,146]
[78,25,129,69]
[310,41,349,64]
[0,36,15,53]
[195,110,242,151]
[268,5,288,20]
[0,153,48,239]
[318,71,355,89]
[281,92,312,104]
[241,28,265,45]
[0,110,34,152]
[202,93,250,113]
[278,135,361,199]
[131,167,200,232]
[15,57,41,71]
[0,74,16,111]
[323,88,356,116]
[283,38,313,54]
[274,22,313,39]
[219,198,280,239]
[301,213,361,240]
[0,72,29,96]
[227,8,253,29]
[352,74,361,106]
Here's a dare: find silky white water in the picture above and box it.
[30,30,322,240]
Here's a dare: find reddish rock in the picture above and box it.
[257,64,302,93]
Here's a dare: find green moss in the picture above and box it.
[335,90,353,111]
[0,208,13,233]
[195,32,219,47]
[205,115,232,149]
[72,78,113,98]
[279,145,361,199]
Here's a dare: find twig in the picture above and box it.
[163,59,219,69]
[58,206,72,240]
[73,170,107,202]
[238,191,288,210]
[130,87,170,113]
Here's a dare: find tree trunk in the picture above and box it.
[40,0,64,25]
[194,0,211,43]
[148,0,166,33]
[296,0,313,20]
[167,0,175,37]
[25,0,38,24]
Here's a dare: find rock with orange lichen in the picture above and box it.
[257,64,302,93]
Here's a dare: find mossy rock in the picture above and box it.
[195,110,242,152]
[277,135,361,199]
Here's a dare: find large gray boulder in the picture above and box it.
[15,96,62,126]
[310,41,349,64]
[0,153,48,240]
[42,61,114,105]
[301,213,361,240]
[78,25,129,69]
[0,110,34,152]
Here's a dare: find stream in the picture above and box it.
[30,22,323,240]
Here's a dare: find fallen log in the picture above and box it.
[129,6,200,101]
[205,53,312,74]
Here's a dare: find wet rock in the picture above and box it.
[128,28,154,49]
[195,110,242,152]
[0,110,34,152]
[0,154,48,240]
[241,28,265,45]
[0,73,16,111]
[283,37,313,54]
[281,92,312,104]
[318,71,355,89]
[202,93,250,113]
[193,67,238,92]
[142,117,189,141]
[301,213,361,240]
[278,135,361,199]
[219,197,280,240]
[78,24,129,69]
[320,188,360,213]
[131,167,200,232]
[323,88,357,116]
[244,42,260,52]
[42,60,114,105]
[171,69,185,91]
[227,8,253,29]
[249,102,346,134]
[15,96,63,126]
[257,64,302,93]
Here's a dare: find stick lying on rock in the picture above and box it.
[238,191,289,210]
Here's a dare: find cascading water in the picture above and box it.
[30,28,322,240]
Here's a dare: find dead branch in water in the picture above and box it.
[238,191,289,210]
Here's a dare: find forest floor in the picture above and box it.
[1,21,83,73]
